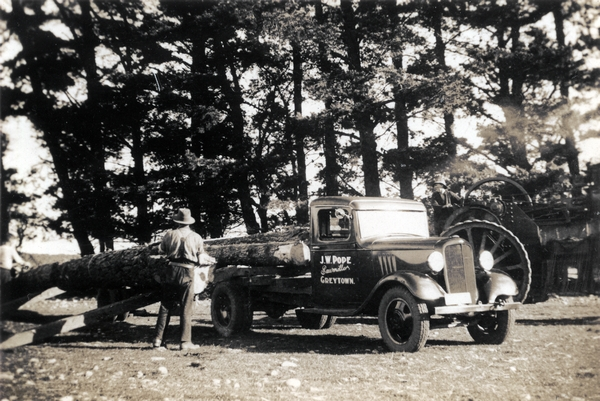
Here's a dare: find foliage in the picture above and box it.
[1,0,598,253]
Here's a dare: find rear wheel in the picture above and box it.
[211,283,253,337]
[378,287,429,352]
[295,309,336,329]
[468,309,515,344]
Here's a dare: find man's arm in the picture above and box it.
[11,247,27,266]
[449,191,462,205]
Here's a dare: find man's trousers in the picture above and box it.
[154,264,195,344]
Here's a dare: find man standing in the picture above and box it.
[153,208,204,351]
[431,177,462,235]
[0,235,30,302]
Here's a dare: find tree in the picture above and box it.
[5,0,97,254]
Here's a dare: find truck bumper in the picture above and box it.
[435,302,520,315]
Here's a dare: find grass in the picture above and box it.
[1,295,599,400]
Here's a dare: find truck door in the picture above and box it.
[311,207,364,307]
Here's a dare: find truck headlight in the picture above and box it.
[479,251,494,271]
[427,251,445,273]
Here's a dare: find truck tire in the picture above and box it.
[378,287,429,352]
[295,309,336,329]
[211,283,253,337]
[467,309,515,345]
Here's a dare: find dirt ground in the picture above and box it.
[1,294,599,401]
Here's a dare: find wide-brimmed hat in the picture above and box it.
[433,176,447,188]
[172,208,195,225]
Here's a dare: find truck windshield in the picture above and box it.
[356,210,429,239]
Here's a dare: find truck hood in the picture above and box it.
[359,236,452,251]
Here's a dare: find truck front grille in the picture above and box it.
[443,244,477,302]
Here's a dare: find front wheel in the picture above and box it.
[467,309,515,345]
[378,287,429,352]
[211,283,253,337]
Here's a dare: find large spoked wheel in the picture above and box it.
[442,220,531,303]
[468,308,516,345]
[378,287,429,353]
[464,177,533,207]
[295,310,337,329]
[444,206,501,231]
[211,283,253,337]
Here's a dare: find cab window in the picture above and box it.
[317,208,351,240]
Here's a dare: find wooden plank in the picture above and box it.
[1,287,66,317]
[0,291,160,350]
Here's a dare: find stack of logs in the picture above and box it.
[9,227,311,300]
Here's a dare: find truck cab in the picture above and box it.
[310,197,433,307]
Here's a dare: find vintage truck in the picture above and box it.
[209,196,521,352]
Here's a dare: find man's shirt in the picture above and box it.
[159,227,204,265]
[0,245,25,270]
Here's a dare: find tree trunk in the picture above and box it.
[215,38,261,234]
[387,2,414,200]
[496,3,532,172]
[1,154,10,242]
[315,1,340,196]
[432,2,457,159]
[8,1,95,255]
[394,90,414,200]
[189,26,229,239]
[79,1,115,251]
[293,43,309,224]
[11,246,165,298]
[9,227,311,299]
[553,3,580,176]
[205,241,310,270]
[340,0,381,197]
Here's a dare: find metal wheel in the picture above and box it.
[442,220,531,303]
[464,177,533,207]
[444,206,501,231]
[378,287,429,353]
[211,283,253,337]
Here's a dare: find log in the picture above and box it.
[204,241,310,268]
[206,226,310,245]
[1,287,66,318]
[8,227,311,299]
[10,246,166,299]
[0,291,160,350]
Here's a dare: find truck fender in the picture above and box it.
[373,271,446,302]
[480,270,518,303]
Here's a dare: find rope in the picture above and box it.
[86,253,100,280]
